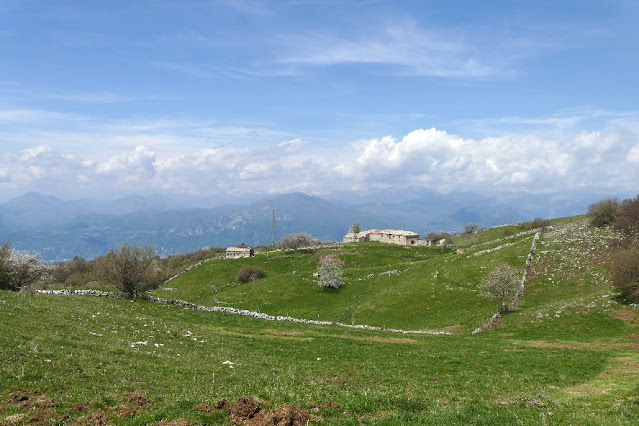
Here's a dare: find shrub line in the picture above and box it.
[472,231,541,335]
[36,289,450,336]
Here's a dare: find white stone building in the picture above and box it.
[343,229,421,246]
[225,246,254,259]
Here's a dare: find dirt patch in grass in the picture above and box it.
[262,329,313,341]
[614,308,639,327]
[116,391,154,418]
[334,334,418,344]
[71,411,114,425]
[521,340,639,350]
[564,356,639,396]
[218,396,322,426]
[227,396,320,425]
[263,329,304,336]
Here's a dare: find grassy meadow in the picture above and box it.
[1,216,638,424]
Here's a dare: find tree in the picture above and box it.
[317,255,345,289]
[614,195,639,239]
[464,223,479,234]
[277,232,315,251]
[480,264,519,313]
[350,223,361,234]
[588,197,620,228]
[92,243,161,297]
[0,242,51,291]
[609,240,639,303]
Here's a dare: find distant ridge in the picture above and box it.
[0,188,609,261]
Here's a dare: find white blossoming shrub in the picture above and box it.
[0,242,52,291]
[317,255,345,289]
[480,264,519,313]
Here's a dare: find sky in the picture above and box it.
[1,0,638,203]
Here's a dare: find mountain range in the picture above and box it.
[0,188,614,261]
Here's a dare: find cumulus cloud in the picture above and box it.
[333,128,639,193]
[1,127,638,201]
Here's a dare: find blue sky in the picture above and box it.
[1,0,638,202]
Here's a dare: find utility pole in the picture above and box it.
[271,205,277,247]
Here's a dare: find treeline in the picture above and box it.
[589,194,639,302]
[0,231,325,295]
[0,242,226,294]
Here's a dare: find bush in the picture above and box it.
[92,243,161,297]
[464,223,479,234]
[610,241,639,303]
[237,265,265,283]
[588,198,620,227]
[0,242,51,291]
[615,195,639,239]
[518,218,551,231]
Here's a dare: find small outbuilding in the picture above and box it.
[225,246,254,259]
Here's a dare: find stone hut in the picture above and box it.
[225,246,254,259]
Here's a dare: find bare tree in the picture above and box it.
[615,195,639,238]
[480,264,519,313]
[92,243,161,297]
[464,223,479,234]
[277,232,315,251]
[0,242,51,291]
[610,241,639,303]
[318,255,345,289]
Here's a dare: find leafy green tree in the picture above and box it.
[92,243,161,297]
[350,223,361,234]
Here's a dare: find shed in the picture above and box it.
[225,246,254,259]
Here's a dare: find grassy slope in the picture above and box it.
[153,233,536,332]
[1,216,638,424]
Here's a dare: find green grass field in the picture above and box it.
[1,216,638,424]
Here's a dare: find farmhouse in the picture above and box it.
[225,246,254,259]
[343,229,421,246]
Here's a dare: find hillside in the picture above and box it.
[1,216,638,424]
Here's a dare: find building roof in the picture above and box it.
[344,229,419,238]
[226,246,252,251]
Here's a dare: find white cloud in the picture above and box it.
[1,126,638,201]
[275,23,497,78]
[628,145,639,163]
[334,128,639,193]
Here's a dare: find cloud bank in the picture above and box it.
[1,126,637,201]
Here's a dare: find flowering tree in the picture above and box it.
[0,242,51,291]
[480,264,519,313]
[318,255,345,289]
